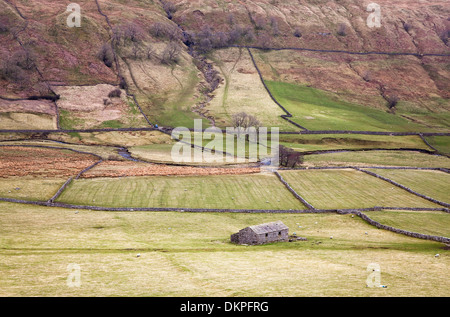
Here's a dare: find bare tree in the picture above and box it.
[362,70,372,82]
[108,89,122,98]
[257,33,272,48]
[161,41,182,64]
[270,16,280,36]
[146,44,155,59]
[112,22,144,47]
[439,29,449,46]
[337,23,347,36]
[227,13,235,25]
[124,23,144,43]
[403,22,412,32]
[12,49,35,70]
[0,60,25,83]
[97,43,114,67]
[293,27,302,38]
[131,41,143,59]
[386,94,399,109]
[150,22,181,41]
[0,21,8,34]
[254,16,266,30]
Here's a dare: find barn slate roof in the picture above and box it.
[248,221,288,234]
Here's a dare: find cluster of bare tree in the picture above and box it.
[231,112,261,134]
[0,48,36,84]
[97,20,183,65]
[0,21,8,34]
[150,22,182,41]
[186,24,256,53]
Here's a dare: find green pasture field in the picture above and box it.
[365,210,450,238]
[366,169,450,203]
[279,134,430,152]
[424,135,450,155]
[304,150,450,168]
[0,202,448,297]
[278,169,440,209]
[207,48,292,131]
[265,81,433,132]
[56,173,305,210]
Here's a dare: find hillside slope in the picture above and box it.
[0,0,448,131]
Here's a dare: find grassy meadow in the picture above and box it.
[0,178,66,201]
[0,202,448,297]
[279,134,431,152]
[366,169,450,203]
[56,174,305,210]
[303,150,450,168]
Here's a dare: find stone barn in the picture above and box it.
[230,221,289,245]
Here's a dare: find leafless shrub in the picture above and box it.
[112,22,145,47]
[243,28,256,43]
[293,27,302,38]
[0,21,8,33]
[386,94,399,109]
[337,23,347,36]
[33,82,51,96]
[124,23,145,43]
[362,70,372,82]
[98,43,114,67]
[270,16,280,36]
[145,44,155,59]
[439,29,449,46]
[11,50,36,70]
[150,22,181,41]
[254,16,266,30]
[257,33,272,48]
[161,41,182,64]
[130,41,143,59]
[108,89,122,98]
[0,61,25,83]
[213,31,231,48]
[231,112,261,135]
[227,13,235,25]
[119,76,127,90]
